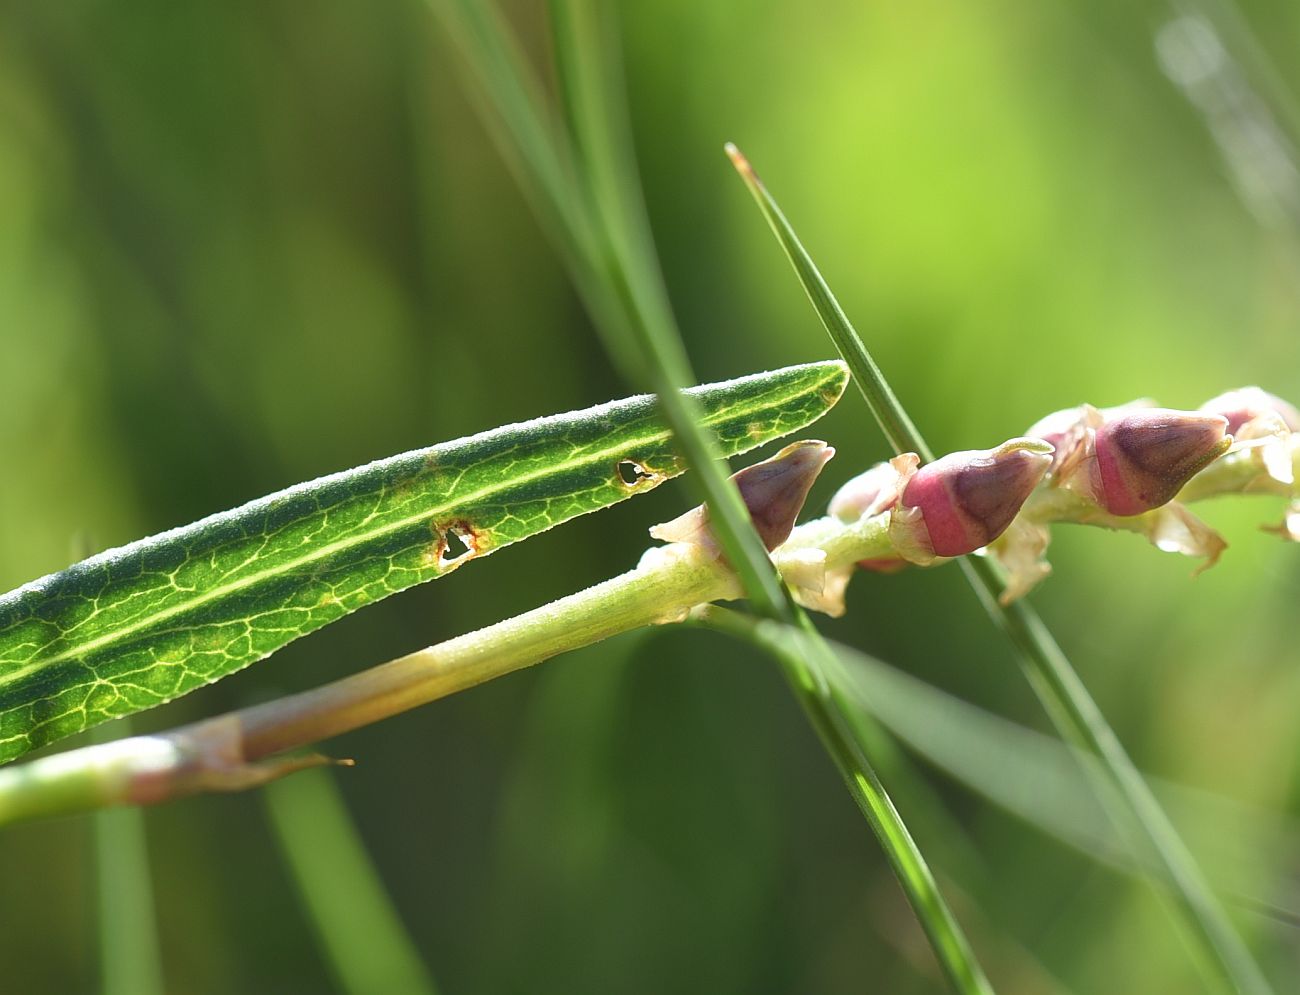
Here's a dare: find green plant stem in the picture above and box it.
[0,512,890,826]
[960,554,1269,994]
[725,144,934,463]
[728,143,1272,995]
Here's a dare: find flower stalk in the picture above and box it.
[3,394,1292,825]
[0,499,895,825]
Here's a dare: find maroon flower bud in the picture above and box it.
[1199,386,1300,435]
[889,439,1053,561]
[650,440,835,553]
[1090,409,1231,516]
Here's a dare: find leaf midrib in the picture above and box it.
[0,392,785,687]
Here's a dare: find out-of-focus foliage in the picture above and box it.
[1,1,1297,992]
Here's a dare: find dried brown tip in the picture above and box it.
[724,141,755,179]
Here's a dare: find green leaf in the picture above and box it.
[0,361,848,763]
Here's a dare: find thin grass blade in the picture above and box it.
[547,9,993,988]
[436,0,790,616]
[816,630,1300,922]
[698,606,993,995]
[727,144,1272,995]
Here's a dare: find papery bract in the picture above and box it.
[1200,386,1299,434]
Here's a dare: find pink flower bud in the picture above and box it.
[1027,399,1155,477]
[829,460,905,522]
[649,440,835,553]
[889,439,1053,561]
[1200,387,1297,485]
[1026,404,1094,474]
[1090,409,1231,516]
[1199,387,1299,434]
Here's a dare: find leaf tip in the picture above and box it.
[724,141,759,184]
[823,359,850,400]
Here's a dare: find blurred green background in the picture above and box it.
[2,1,1299,992]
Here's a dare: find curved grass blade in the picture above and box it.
[829,641,1300,928]
[0,361,848,763]
[726,145,1272,995]
[438,0,790,617]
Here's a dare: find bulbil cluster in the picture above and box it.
[826,385,1299,606]
[644,386,1296,616]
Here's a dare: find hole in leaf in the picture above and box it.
[618,459,653,486]
[437,524,475,569]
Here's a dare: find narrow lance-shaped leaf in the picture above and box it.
[0,361,848,763]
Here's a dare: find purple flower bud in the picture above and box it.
[1199,387,1300,435]
[890,439,1053,560]
[1091,409,1231,516]
[649,440,835,553]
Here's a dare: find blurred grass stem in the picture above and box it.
[264,768,439,995]
[90,718,164,995]
[448,2,992,989]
